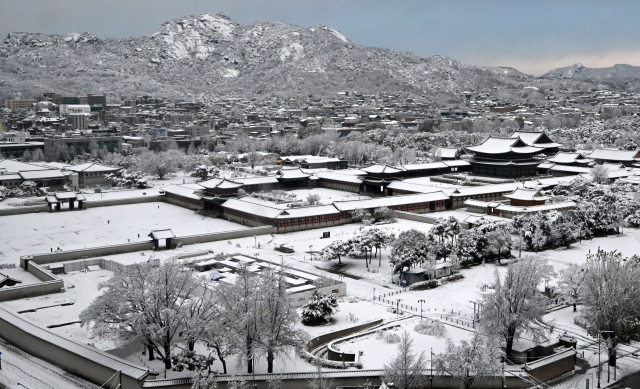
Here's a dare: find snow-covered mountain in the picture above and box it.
[0,12,533,100]
[543,63,640,83]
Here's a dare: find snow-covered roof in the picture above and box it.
[315,171,362,184]
[537,162,555,169]
[465,136,543,155]
[149,229,176,240]
[221,197,286,218]
[275,167,311,179]
[360,164,403,174]
[443,160,471,167]
[19,169,65,180]
[386,181,448,194]
[161,184,204,200]
[65,163,121,173]
[233,176,280,186]
[549,165,591,174]
[400,162,447,171]
[276,205,340,219]
[503,188,550,202]
[588,148,640,161]
[333,192,449,211]
[0,159,49,173]
[509,131,562,148]
[0,174,22,181]
[547,152,593,164]
[449,183,521,197]
[464,199,575,213]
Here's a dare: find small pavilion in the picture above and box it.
[148,229,176,250]
[45,191,86,211]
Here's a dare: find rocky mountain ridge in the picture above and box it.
[543,63,640,83]
[1,12,536,101]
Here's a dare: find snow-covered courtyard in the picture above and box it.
[0,202,247,264]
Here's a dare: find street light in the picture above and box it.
[597,330,614,388]
[418,299,426,320]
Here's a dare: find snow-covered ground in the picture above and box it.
[0,337,100,389]
[283,187,370,204]
[2,269,118,350]
[4,192,640,382]
[0,202,247,265]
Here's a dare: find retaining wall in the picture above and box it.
[396,211,470,229]
[23,241,156,265]
[173,226,277,246]
[0,262,64,302]
[290,282,347,307]
[0,305,151,389]
[0,204,49,216]
[84,195,163,209]
[140,371,531,389]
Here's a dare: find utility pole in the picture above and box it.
[430,347,433,389]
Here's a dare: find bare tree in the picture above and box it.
[479,256,553,359]
[434,332,502,389]
[557,264,585,312]
[255,268,308,373]
[383,331,428,389]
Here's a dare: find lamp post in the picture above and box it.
[309,245,313,260]
[397,298,401,317]
[597,330,614,388]
[418,299,426,320]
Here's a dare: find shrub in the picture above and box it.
[408,279,438,291]
[383,331,401,343]
[414,320,447,338]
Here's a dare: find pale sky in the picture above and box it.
[0,0,638,76]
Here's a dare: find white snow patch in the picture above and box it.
[64,33,80,43]
[328,28,349,43]
[222,68,239,78]
[279,43,304,62]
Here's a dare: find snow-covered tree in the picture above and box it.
[591,164,610,184]
[140,151,178,179]
[390,229,428,274]
[434,332,502,389]
[557,264,585,312]
[373,206,397,223]
[485,228,511,263]
[320,239,351,264]
[480,256,554,358]
[79,259,203,369]
[306,193,321,205]
[580,249,640,368]
[300,291,339,325]
[382,331,428,389]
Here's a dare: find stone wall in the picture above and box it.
[0,262,64,302]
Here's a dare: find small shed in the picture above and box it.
[148,229,176,250]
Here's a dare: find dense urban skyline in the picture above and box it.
[0,0,638,76]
